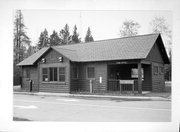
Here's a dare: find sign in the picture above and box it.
[99,77,102,83]
[119,80,134,84]
[116,61,127,64]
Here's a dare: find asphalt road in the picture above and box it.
[13,94,171,122]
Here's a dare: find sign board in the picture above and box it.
[99,77,102,83]
[119,80,134,84]
[116,61,127,64]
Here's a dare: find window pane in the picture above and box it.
[88,67,95,78]
[59,67,65,74]
[43,75,48,81]
[59,75,65,82]
[42,68,48,74]
[154,66,158,75]
[54,68,57,81]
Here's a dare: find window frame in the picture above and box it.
[42,67,66,83]
[59,67,66,82]
[42,68,49,82]
[153,65,159,75]
[49,67,58,82]
[87,67,95,79]
[72,66,79,79]
[159,66,164,75]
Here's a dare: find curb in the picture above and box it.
[14,91,171,101]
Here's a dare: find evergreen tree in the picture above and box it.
[84,27,94,42]
[37,29,49,49]
[59,24,71,44]
[49,30,61,46]
[119,19,140,37]
[14,10,31,64]
[71,25,81,44]
[13,10,31,85]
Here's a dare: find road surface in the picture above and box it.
[13,94,171,122]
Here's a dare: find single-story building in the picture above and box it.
[17,33,169,94]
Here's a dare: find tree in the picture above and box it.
[119,19,140,37]
[59,24,71,44]
[13,10,31,86]
[49,30,61,46]
[14,10,31,64]
[150,16,172,81]
[37,29,49,49]
[71,25,81,44]
[84,27,94,42]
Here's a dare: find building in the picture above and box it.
[17,33,169,94]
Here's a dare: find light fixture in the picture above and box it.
[42,58,46,63]
[59,57,63,62]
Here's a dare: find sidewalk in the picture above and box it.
[13,91,171,101]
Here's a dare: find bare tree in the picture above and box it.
[119,19,140,37]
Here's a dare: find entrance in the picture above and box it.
[107,63,152,93]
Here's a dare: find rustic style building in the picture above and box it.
[17,34,169,94]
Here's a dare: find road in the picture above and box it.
[13,94,171,122]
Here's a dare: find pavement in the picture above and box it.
[13,94,171,121]
[13,90,171,101]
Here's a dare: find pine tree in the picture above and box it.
[13,10,31,85]
[49,30,61,46]
[71,25,81,44]
[119,19,140,37]
[37,28,49,49]
[14,10,31,64]
[84,27,94,42]
[59,24,71,44]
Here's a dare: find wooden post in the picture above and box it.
[90,80,93,93]
[138,62,142,94]
[119,80,121,94]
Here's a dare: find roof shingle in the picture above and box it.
[17,33,163,66]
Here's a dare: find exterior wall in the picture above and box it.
[38,49,70,93]
[146,42,165,92]
[22,66,38,92]
[70,62,108,93]
[151,62,165,92]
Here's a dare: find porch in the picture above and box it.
[107,61,152,94]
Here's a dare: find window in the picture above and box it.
[49,67,57,81]
[59,67,65,82]
[159,66,164,74]
[42,68,48,81]
[87,67,95,78]
[154,66,158,75]
[72,67,78,79]
[131,68,144,78]
[42,67,65,82]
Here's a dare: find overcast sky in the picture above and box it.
[20,10,172,46]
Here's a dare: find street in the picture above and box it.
[13,94,171,122]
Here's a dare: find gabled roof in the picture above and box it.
[17,47,50,66]
[17,33,169,66]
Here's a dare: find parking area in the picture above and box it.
[13,94,171,122]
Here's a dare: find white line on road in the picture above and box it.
[14,99,170,111]
[14,105,37,109]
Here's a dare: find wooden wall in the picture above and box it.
[38,49,70,93]
[70,62,108,93]
[146,42,165,92]
[22,66,38,92]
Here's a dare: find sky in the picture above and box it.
[20,10,172,48]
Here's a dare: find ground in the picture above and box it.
[13,94,171,122]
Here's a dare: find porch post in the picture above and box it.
[138,62,142,94]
